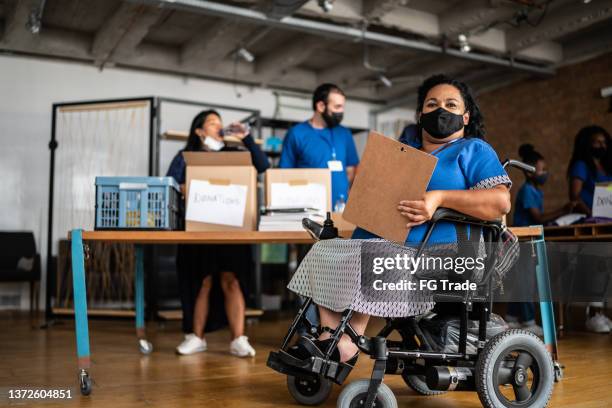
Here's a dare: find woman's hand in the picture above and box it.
[398,190,444,228]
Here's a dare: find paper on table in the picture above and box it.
[186,180,248,227]
[592,182,612,219]
[270,182,327,215]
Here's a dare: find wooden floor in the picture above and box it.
[0,312,610,407]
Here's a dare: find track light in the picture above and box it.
[378,73,393,88]
[236,47,255,63]
[27,10,42,34]
[458,34,471,53]
[318,0,334,13]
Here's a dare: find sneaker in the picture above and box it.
[522,321,544,337]
[230,335,256,357]
[585,313,611,334]
[176,333,207,355]
[601,313,612,328]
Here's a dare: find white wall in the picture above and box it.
[0,54,413,309]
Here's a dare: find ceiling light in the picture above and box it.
[378,74,393,88]
[318,0,334,13]
[27,11,41,34]
[236,47,255,63]
[458,34,471,53]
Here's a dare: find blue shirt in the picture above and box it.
[513,182,543,227]
[279,121,360,207]
[352,137,511,244]
[569,160,612,209]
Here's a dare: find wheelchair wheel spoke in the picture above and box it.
[513,384,531,402]
[515,352,533,370]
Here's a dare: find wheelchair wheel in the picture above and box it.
[402,372,446,396]
[476,329,554,408]
[287,374,333,406]
[337,379,397,408]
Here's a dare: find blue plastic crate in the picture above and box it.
[95,177,181,230]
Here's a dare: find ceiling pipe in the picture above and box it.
[128,0,556,76]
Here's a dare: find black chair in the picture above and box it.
[0,232,41,315]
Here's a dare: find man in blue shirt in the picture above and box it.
[279,83,360,209]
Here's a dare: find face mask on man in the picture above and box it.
[591,146,607,159]
[202,135,225,151]
[419,107,465,139]
[322,106,343,128]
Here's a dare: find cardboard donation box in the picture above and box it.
[183,152,257,231]
[265,169,332,214]
[343,132,437,243]
[592,182,612,219]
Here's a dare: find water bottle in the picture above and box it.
[334,194,346,212]
[220,122,250,137]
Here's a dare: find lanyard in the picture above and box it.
[320,126,336,160]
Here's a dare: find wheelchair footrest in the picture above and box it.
[266,338,358,385]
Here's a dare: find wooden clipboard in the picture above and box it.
[343,131,438,243]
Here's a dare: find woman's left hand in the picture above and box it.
[398,190,444,228]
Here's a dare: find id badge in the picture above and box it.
[327,160,344,172]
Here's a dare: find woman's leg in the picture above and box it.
[220,271,246,339]
[318,306,369,362]
[193,275,213,338]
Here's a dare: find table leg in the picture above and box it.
[253,244,262,309]
[534,234,563,382]
[71,229,93,395]
[135,245,153,354]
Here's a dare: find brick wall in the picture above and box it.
[477,52,612,222]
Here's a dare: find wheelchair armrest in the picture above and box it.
[431,208,502,230]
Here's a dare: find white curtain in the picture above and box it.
[53,101,150,252]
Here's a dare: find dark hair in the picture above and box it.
[567,125,612,178]
[312,83,345,111]
[184,109,221,151]
[416,74,485,140]
[518,143,543,166]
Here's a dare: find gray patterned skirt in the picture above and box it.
[288,239,462,318]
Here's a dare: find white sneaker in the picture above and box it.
[230,335,256,357]
[601,313,612,328]
[176,333,207,355]
[522,321,544,337]
[585,313,611,334]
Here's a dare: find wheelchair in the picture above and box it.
[267,161,555,408]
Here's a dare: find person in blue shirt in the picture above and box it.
[352,76,512,246]
[279,83,360,210]
[166,110,269,357]
[509,144,574,336]
[514,144,574,227]
[318,74,513,362]
[567,125,612,333]
[567,125,612,216]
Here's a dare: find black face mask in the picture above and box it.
[534,172,548,185]
[591,146,607,159]
[419,107,465,139]
[322,107,343,128]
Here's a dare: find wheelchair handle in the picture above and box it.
[502,159,535,174]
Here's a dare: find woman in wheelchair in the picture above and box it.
[268,75,556,408]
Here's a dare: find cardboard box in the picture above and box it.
[343,132,437,243]
[184,152,257,231]
[265,168,332,213]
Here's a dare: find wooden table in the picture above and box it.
[544,222,612,241]
[67,225,560,394]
